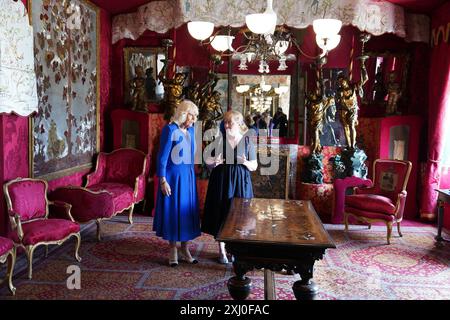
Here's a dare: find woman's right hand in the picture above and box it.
[160,179,172,196]
[214,153,224,167]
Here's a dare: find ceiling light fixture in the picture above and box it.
[187,0,342,73]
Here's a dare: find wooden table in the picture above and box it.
[216,198,336,300]
[436,189,450,242]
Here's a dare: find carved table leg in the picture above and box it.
[227,261,252,300]
[292,264,318,300]
[264,269,276,300]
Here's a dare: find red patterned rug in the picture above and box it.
[0,214,449,300]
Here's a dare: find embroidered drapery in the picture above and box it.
[112,0,430,44]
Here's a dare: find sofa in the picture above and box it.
[85,148,150,224]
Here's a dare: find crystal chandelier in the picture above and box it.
[187,0,342,74]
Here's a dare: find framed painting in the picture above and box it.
[29,0,100,180]
[123,47,165,105]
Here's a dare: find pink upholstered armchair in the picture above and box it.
[85,148,150,224]
[49,186,115,241]
[0,236,16,295]
[3,178,81,279]
[344,159,412,244]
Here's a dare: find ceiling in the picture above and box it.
[90,0,154,15]
[91,0,447,16]
[385,0,448,14]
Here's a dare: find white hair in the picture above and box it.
[224,110,248,134]
[171,100,199,124]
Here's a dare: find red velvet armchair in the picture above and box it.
[49,186,115,241]
[344,159,412,244]
[3,178,81,279]
[0,236,16,295]
[85,148,150,224]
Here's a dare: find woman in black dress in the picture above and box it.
[202,111,258,264]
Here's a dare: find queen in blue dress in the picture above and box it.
[202,110,258,264]
[153,100,201,267]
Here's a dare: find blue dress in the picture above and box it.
[153,123,201,241]
[201,135,256,238]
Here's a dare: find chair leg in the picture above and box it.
[45,245,49,258]
[344,212,349,232]
[26,245,36,280]
[386,222,393,245]
[96,220,102,241]
[7,248,16,295]
[368,224,372,230]
[397,222,403,237]
[74,233,82,262]
[128,204,134,224]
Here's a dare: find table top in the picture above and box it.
[436,189,450,197]
[434,189,450,202]
[217,198,335,249]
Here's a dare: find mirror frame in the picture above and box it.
[361,50,411,109]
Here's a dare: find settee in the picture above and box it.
[85,148,150,224]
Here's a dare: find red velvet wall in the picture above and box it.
[379,116,423,218]
[0,1,112,236]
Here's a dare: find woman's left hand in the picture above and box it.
[237,154,247,165]
[238,155,258,172]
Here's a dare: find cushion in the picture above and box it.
[0,237,14,256]
[8,219,80,246]
[88,183,134,213]
[345,194,396,215]
[6,180,47,221]
[345,206,396,222]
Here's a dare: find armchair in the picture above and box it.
[0,236,16,295]
[344,159,412,244]
[49,186,115,241]
[85,148,150,224]
[3,178,81,279]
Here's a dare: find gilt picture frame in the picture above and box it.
[28,0,100,180]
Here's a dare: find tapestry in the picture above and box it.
[29,0,99,179]
[0,0,38,115]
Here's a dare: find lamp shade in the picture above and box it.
[274,86,289,95]
[316,34,341,52]
[313,19,342,36]
[210,35,235,52]
[245,13,277,34]
[236,85,250,93]
[274,40,289,55]
[187,21,214,40]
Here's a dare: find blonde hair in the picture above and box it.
[224,110,248,134]
[172,100,199,124]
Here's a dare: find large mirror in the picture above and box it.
[123,47,166,111]
[361,51,410,115]
[227,61,301,141]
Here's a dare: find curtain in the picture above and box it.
[419,3,450,220]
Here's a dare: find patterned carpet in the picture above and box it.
[0,214,449,300]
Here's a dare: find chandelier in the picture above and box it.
[187,0,342,74]
[236,76,289,114]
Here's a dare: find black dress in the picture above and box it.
[201,135,256,238]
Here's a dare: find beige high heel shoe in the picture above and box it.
[169,246,178,267]
[180,242,198,264]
